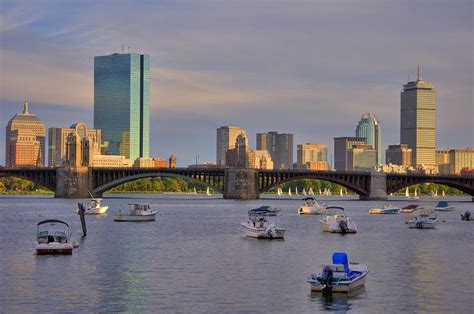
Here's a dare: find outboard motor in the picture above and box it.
[339,220,348,234]
[461,211,471,221]
[265,224,276,238]
[321,266,334,297]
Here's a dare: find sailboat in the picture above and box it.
[302,188,307,195]
[295,187,299,195]
[308,188,314,196]
[442,190,446,197]
[277,187,282,196]
[434,189,438,198]
[327,188,332,196]
[413,188,419,199]
[193,187,197,195]
[405,187,410,198]
[339,188,343,197]
[288,188,292,196]
[206,187,211,196]
[319,188,322,196]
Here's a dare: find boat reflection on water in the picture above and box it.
[308,287,366,312]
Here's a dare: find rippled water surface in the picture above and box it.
[0,194,473,313]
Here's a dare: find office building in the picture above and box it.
[216,126,247,165]
[5,100,45,167]
[400,67,436,166]
[449,148,474,175]
[435,149,450,174]
[297,143,328,170]
[347,144,377,171]
[386,144,412,166]
[333,137,366,171]
[94,52,150,160]
[226,133,273,169]
[48,123,101,167]
[256,132,293,169]
[355,113,382,164]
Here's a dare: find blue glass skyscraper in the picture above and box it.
[355,113,382,164]
[94,52,150,160]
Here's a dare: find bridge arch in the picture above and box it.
[0,170,56,192]
[93,172,224,195]
[260,175,369,196]
[387,180,473,196]
[386,174,474,196]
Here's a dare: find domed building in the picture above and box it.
[5,99,45,167]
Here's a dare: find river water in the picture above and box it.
[0,194,472,313]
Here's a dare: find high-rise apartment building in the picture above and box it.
[94,52,150,160]
[386,144,412,166]
[256,132,293,169]
[297,143,328,170]
[48,123,102,167]
[400,68,436,166]
[5,100,45,167]
[216,126,247,166]
[355,113,382,164]
[333,137,366,171]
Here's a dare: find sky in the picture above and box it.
[0,0,472,166]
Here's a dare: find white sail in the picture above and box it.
[193,187,197,195]
[277,187,282,196]
[434,189,438,197]
[442,190,445,197]
[339,188,343,197]
[302,188,307,195]
[328,189,332,196]
[206,187,211,195]
[308,188,314,195]
[295,187,299,195]
[405,187,410,198]
[319,188,322,195]
[414,188,418,197]
[288,188,292,196]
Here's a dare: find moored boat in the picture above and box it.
[240,206,285,239]
[369,205,400,214]
[36,219,74,255]
[298,197,327,215]
[400,204,419,213]
[319,206,357,233]
[113,204,157,222]
[76,198,108,215]
[434,201,455,211]
[406,207,438,229]
[307,252,368,293]
[461,211,472,221]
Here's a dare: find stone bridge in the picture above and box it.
[1,166,473,201]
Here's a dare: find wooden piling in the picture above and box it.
[77,203,87,236]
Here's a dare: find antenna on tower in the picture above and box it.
[128,46,130,53]
[122,45,124,53]
[416,64,420,81]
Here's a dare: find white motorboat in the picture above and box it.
[320,206,357,233]
[113,204,157,222]
[434,201,455,211]
[240,207,285,239]
[298,197,327,215]
[308,252,368,293]
[406,207,438,229]
[76,198,108,215]
[36,219,74,255]
[369,205,400,215]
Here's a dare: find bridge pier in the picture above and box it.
[360,171,387,201]
[224,168,259,200]
[56,167,97,198]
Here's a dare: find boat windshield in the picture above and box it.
[36,220,71,238]
[325,207,345,216]
[129,204,151,211]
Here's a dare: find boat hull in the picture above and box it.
[369,208,399,214]
[298,205,326,215]
[308,264,368,293]
[113,212,157,221]
[434,206,455,211]
[407,217,438,229]
[240,223,285,239]
[36,243,73,255]
[320,220,357,233]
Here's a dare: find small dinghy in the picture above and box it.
[298,197,327,215]
[369,205,400,214]
[307,252,368,293]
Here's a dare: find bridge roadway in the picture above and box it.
[0,166,473,201]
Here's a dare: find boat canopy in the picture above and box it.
[326,206,344,211]
[249,206,275,212]
[37,219,69,227]
[302,197,315,201]
[332,252,350,274]
[435,201,449,207]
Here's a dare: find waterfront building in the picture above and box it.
[169,155,177,168]
[256,132,293,169]
[48,123,101,167]
[333,137,366,171]
[435,149,450,174]
[297,143,328,169]
[355,113,382,164]
[448,148,474,175]
[94,52,150,160]
[386,144,412,166]
[92,155,132,167]
[153,158,168,168]
[347,144,377,171]
[400,68,436,166]
[133,157,155,168]
[216,126,247,166]
[5,100,45,167]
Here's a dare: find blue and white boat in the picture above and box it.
[307,252,368,293]
[434,201,455,211]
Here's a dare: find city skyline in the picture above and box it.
[1,1,473,166]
